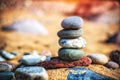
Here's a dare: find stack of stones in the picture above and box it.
[57,16,86,61]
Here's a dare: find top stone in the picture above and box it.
[61,16,83,29]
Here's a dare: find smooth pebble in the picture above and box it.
[21,55,46,65]
[105,61,119,69]
[0,50,15,60]
[87,53,108,65]
[57,29,83,39]
[58,48,84,61]
[61,16,83,29]
[59,37,86,48]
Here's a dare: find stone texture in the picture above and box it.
[37,57,92,69]
[67,68,116,80]
[20,55,46,65]
[0,50,15,60]
[110,50,120,66]
[105,61,119,69]
[87,53,108,65]
[0,61,14,72]
[58,48,84,61]
[59,37,86,48]
[0,72,15,80]
[15,66,48,80]
[61,16,83,29]
[57,29,83,39]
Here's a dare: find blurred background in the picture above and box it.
[0,0,119,61]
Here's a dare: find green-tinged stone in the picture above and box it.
[0,72,15,80]
[58,48,84,61]
[57,29,83,39]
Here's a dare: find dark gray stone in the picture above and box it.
[0,72,15,80]
[110,50,120,66]
[15,66,48,80]
[105,61,119,69]
[58,48,84,61]
[61,16,83,29]
[10,51,19,56]
[67,68,116,80]
[57,29,83,39]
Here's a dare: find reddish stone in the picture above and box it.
[37,56,92,69]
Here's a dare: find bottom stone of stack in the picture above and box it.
[58,48,84,61]
[37,56,92,69]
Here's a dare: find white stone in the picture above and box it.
[59,37,86,48]
[21,55,46,65]
[87,53,108,65]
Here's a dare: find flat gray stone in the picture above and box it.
[58,48,84,61]
[61,16,83,29]
[0,50,15,60]
[21,55,46,65]
[15,66,48,80]
[57,29,83,39]
[87,54,108,65]
[59,37,86,48]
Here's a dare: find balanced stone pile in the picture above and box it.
[38,16,91,68]
[57,16,86,61]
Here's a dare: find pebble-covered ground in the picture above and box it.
[0,1,120,80]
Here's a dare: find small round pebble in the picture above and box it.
[87,53,108,65]
[61,16,83,29]
[57,29,83,39]
[105,61,119,69]
[110,50,120,66]
[58,48,84,61]
[59,37,86,48]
